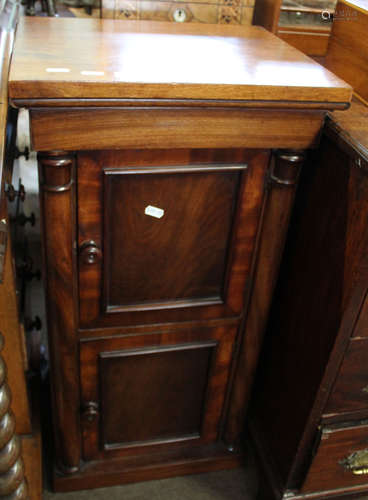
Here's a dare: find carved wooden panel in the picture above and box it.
[78,149,269,328]
[102,0,255,25]
[80,324,237,460]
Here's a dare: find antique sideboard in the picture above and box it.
[7,15,351,492]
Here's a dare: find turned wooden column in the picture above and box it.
[38,151,81,474]
[0,332,29,500]
[224,150,305,448]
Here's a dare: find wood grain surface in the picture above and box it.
[301,424,368,493]
[0,218,31,435]
[9,17,351,105]
[324,338,368,417]
[29,107,325,151]
[252,0,282,32]
[77,148,268,328]
[277,26,331,57]
[80,325,236,460]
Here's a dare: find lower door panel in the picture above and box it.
[80,324,237,461]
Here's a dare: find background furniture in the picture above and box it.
[249,1,368,497]
[101,0,255,26]
[325,0,368,106]
[0,1,42,498]
[253,0,333,58]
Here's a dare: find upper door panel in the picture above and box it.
[77,149,269,328]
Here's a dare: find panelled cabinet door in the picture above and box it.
[80,325,237,460]
[78,149,269,327]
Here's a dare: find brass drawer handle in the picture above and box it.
[79,241,102,265]
[340,449,368,474]
[352,468,368,475]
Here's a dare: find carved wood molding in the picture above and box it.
[37,151,81,475]
[0,332,29,500]
[270,150,305,186]
[38,152,75,193]
[223,148,306,447]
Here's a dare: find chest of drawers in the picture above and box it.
[250,100,368,500]
[101,0,254,26]
[8,16,350,491]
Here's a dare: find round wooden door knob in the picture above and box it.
[79,241,102,265]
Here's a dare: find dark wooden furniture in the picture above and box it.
[0,1,42,499]
[250,97,368,500]
[249,20,368,495]
[250,2,368,496]
[8,16,351,492]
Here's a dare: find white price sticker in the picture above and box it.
[145,205,164,219]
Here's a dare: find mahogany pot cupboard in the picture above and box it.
[7,16,351,492]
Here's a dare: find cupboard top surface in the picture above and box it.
[9,17,351,105]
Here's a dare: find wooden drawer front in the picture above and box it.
[302,423,368,493]
[80,324,236,460]
[78,149,268,328]
[324,339,368,417]
[102,0,255,25]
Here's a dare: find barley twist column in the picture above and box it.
[0,332,29,500]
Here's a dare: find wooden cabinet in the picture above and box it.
[8,15,351,492]
[250,104,368,499]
